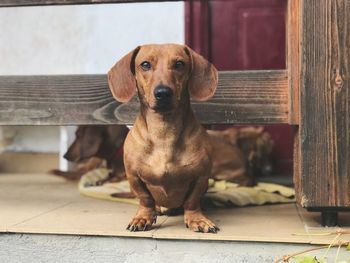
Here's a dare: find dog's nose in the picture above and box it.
[154,85,173,101]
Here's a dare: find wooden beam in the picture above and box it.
[0,0,178,7]
[298,0,350,208]
[0,70,288,125]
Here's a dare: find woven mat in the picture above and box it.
[79,168,295,207]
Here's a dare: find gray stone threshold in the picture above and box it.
[1,233,348,263]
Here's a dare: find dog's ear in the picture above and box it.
[108,46,141,102]
[79,127,104,160]
[185,46,218,101]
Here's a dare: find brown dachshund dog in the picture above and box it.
[108,44,219,233]
[51,125,128,182]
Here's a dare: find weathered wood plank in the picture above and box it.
[299,0,350,208]
[0,0,177,7]
[288,0,302,210]
[287,0,300,125]
[0,70,288,125]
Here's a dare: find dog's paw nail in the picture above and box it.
[143,225,148,231]
[208,227,217,233]
[197,226,204,233]
[214,226,220,231]
[185,223,189,228]
[126,224,131,230]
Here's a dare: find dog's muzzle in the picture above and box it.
[154,85,173,101]
[153,85,174,112]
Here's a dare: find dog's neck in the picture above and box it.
[134,92,198,145]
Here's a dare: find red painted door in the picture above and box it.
[185,0,292,175]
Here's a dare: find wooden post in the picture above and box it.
[287,0,300,125]
[296,0,350,222]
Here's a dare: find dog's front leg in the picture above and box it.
[183,176,219,233]
[126,174,157,232]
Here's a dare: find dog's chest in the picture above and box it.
[137,143,208,185]
[135,145,209,208]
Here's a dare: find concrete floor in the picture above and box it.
[1,173,350,262]
[2,233,349,263]
[2,174,350,244]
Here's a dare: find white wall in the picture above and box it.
[0,3,184,153]
[0,3,184,75]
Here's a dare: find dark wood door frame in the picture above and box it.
[185,0,211,60]
[185,0,292,175]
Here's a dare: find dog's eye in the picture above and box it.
[174,60,185,70]
[140,61,151,71]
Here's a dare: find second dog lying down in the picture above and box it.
[54,125,273,187]
[209,126,274,186]
[51,125,128,182]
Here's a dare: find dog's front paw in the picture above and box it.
[184,211,220,233]
[127,211,157,232]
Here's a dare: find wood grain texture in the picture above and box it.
[0,75,116,125]
[293,126,301,205]
[299,0,350,208]
[287,0,300,124]
[0,0,177,7]
[289,0,302,208]
[0,70,288,125]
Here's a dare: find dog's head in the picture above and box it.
[108,44,218,113]
[64,125,128,162]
